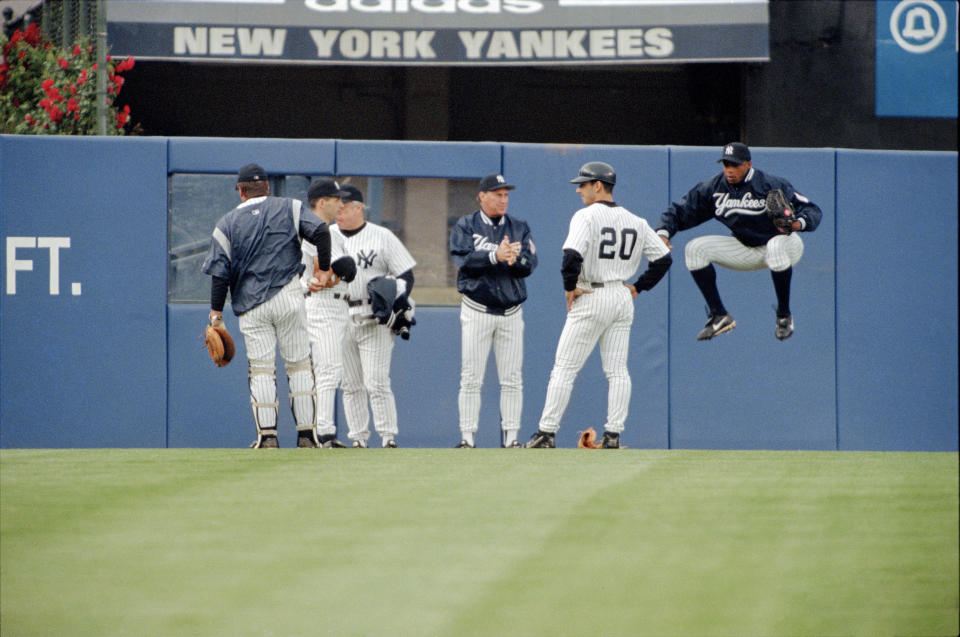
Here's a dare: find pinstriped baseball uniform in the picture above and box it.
[301,225,350,437]
[339,221,416,446]
[202,179,330,446]
[450,194,537,447]
[537,201,670,434]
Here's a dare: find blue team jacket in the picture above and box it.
[449,210,537,311]
[657,167,823,247]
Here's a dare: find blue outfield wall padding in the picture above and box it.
[168,137,337,175]
[502,143,672,449]
[336,140,502,178]
[836,150,958,451]
[0,135,169,448]
[665,146,838,450]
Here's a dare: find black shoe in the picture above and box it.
[502,440,521,448]
[351,439,368,448]
[383,439,398,448]
[601,431,621,449]
[455,440,475,448]
[697,313,736,340]
[522,430,556,448]
[319,434,347,448]
[297,429,320,448]
[775,314,794,340]
[251,429,279,449]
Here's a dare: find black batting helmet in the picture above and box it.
[570,161,616,185]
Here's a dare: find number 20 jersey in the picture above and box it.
[563,201,669,285]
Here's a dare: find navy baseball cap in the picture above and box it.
[237,163,267,183]
[718,142,751,165]
[307,178,341,200]
[339,184,364,203]
[478,174,515,192]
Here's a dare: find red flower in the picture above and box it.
[73,44,82,56]
[24,23,41,45]
[78,69,88,84]
[58,57,69,70]
[48,105,63,123]
[41,78,54,90]
[38,97,51,109]
[67,97,79,112]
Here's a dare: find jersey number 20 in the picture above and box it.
[598,227,637,260]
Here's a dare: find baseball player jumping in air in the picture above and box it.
[202,163,331,448]
[525,162,672,449]
[657,142,822,341]
[449,174,538,449]
[301,178,357,448]
[336,184,417,448]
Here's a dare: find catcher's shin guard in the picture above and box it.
[249,357,279,448]
[285,355,317,434]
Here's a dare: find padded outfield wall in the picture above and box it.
[0,136,956,451]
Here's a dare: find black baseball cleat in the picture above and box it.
[775,314,794,340]
[297,429,321,448]
[522,430,556,448]
[697,313,736,340]
[455,440,475,448]
[251,430,279,449]
[383,440,398,448]
[351,439,368,448]
[601,431,621,449]
[502,440,521,448]
[319,434,347,448]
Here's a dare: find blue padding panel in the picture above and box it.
[336,140,502,178]
[0,136,168,447]
[836,150,958,451]
[168,137,336,175]
[666,147,837,449]
[501,143,672,449]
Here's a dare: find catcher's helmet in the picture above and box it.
[570,161,616,185]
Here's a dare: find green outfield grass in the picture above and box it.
[1,449,956,637]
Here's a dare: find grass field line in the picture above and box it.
[1,449,957,637]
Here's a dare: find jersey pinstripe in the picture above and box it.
[339,222,416,446]
[538,201,669,436]
[301,225,351,436]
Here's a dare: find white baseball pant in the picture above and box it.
[685,233,804,273]
[238,276,315,433]
[458,303,523,438]
[341,319,397,443]
[538,285,634,434]
[305,291,348,437]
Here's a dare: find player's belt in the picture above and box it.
[346,298,370,307]
[588,281,621,288]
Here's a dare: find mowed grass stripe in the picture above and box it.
[446,451,958,637]
[1,450,957,637]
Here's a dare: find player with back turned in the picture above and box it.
[449,174,538,448]
[524,162,672,449]
[202,163,331,449]
[657,142,822,341]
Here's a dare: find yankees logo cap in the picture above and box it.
[339,184,364,203]
[237,163,267,183]
[718,142,751,164]
[307,178,341,200]
[478,174,516,192]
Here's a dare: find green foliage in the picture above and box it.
[1,23,135,135]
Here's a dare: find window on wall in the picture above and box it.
[167,173,479,306]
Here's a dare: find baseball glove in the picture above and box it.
[204,319,235,367]
[577,427,602,449]
[765,189,795,232]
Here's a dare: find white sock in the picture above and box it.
[503,430,517,446]
[381,435,394,447]
[462,431,475,446]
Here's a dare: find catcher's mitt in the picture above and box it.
[204,319,235,367]
[577,427,603,449]
[765,189,795,233]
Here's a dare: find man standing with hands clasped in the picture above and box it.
[524,162,672,449]
[450,174,538,448]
